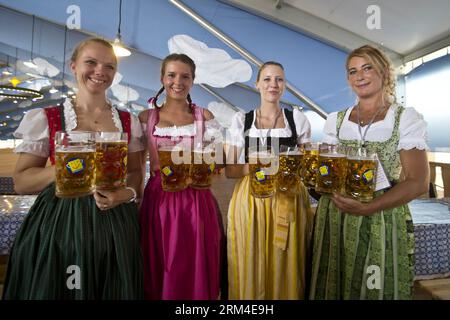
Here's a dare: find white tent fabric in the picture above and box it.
[33,57,60,78]
[110,84,139,102]
[207,101,243,128]
[168,34,252,88]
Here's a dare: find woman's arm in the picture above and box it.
[332,149,429,215]
[13,153,54,194]
[93,151,143,210]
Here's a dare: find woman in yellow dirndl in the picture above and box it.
[225,61,314,299]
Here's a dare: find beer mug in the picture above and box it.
[248,146,278,198]
[95,132,128,190]
[190,142,216,189]
[315,144,347,194]
[55,131,96,198]
[158,140,191,192]
[300,142,320,189]
[277,145,303,196]
[345,147,378,202]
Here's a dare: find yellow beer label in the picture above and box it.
[66,158,85,174]
[255,169,266,182]
[363,169,374,183]
[319,165,330,177]
[162,166,173,177]
[209,163,215,173]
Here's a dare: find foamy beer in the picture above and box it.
[190,144,216,189]
[278,145,303,195]
[95,132,128,190]
[315,144,347,194]
[300,142,320,189]
[55,131,96,198]
[248,146,278,198]
[345,147,378,202]
[158,141,191,192]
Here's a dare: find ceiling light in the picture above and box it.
[113,37,131,57]
[112,0,131,57]
[49,87,59,93]
[25,15,38,69]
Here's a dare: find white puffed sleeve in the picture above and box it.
[321,112,339,145]
[226,112,245,148]
[13,108,50,158]
[129,113,145,153]
[204,118,225,143]
[225,112,246,164]
[293,108,312,144]
[397,107,429,151]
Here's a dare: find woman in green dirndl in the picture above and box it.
[2,38,144,299]
[309,45,429,300]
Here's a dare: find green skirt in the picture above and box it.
[309,194,415,300]
[2,183,144,300]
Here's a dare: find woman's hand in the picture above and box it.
[93,188,135,211]
[331,192,373,216]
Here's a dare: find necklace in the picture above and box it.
[73,99,110,124]
[256,108,282,129]
[256,108,282,147]
[356,103,386,147]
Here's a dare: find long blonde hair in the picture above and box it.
[346,45,396,104]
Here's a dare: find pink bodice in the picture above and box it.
[146,104,205,172]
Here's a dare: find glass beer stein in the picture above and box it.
[300,142,320,189]
[315,144,347,194]
[277,145,303,196]
[190,142,216,189]
[95,132,128,190]
[345,147,378,202]
[248,146,278,198]
[158,140,191,192]
[55,131,96,198]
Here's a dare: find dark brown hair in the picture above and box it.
[152,53,196,108]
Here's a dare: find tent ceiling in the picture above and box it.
[222,0,450,63]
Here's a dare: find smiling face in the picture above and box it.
[347,56,384,100]
[161,60,194,102]
[70,42,117,95]
[256,64,285,104]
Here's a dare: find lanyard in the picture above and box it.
[256,108,281,147]
[356,104,385,147]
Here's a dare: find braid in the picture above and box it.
[187,93,193,111]
[153,86,165,108]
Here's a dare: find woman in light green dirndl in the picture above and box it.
[309,45,430,300]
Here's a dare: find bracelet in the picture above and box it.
[125,187,137,203]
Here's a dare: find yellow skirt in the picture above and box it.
[227,175,314,300]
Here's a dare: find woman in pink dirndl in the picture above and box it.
[139,54,224,300]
